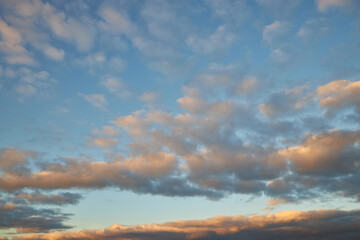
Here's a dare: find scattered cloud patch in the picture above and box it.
[80,93,107,110]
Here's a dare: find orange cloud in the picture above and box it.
[317,80,360,111]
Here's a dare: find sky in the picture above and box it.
[0,0,360,239]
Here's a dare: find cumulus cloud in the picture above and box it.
[92,126,120,137]
[0,0,96,65]
[14,209,360,240]
[280,129,360,176]
[235,76,259,96]
[317,80,360,112]
[12,68,57,98]
[0,18,35,65]
[259,85,310,118]
[263,21,289,45]
[2,79,360,203]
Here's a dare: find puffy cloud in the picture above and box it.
[43,4,95,51]
[235,76,259,96]
[98,6,133,34]
[263,21,289,44]
[92,126,120,138]
[280,130,360,176]
[317,80,360,112]
[11,68,56,98]
[0,147,36,171]
[15,209,360,240]
[0,0,95,65]
[259,86,310,118]
[0,19,35,65]
[43,45,64,61]
[80,93,107,110]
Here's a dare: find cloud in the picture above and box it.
[317,80,360,112]
[279,129,360,176]
[259,85,310,118]
[0,18,35,65]
[11,68,57,98]
[80,93,107,110]
[205,0,251,27]
[98,1,196,76]
[0,202,71,234]
[87,138,118,148]
[297,18,329,40]
[1,0,95,64]
[92,126,120,138]
[186,25,235,55]
[263,21,289,45]
[317,0,353,12]
[43,45,64,61]
[14,209,360,240]
[78,53,126,74]
[141,91,159,103]
[256,0,302,18]
[235,76,259,96]
[0,147,36,171]
[43,3,96,51]
[100,77,131,98]
[1,79,360,202]
[11,192,83,206]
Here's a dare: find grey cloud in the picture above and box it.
[0,202,72,234]
[259,85,311,118]
[11,192,83,206]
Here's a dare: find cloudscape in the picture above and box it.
[0,0,360,239]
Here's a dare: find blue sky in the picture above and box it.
[0,0,360,239]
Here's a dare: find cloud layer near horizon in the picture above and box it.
[14,209,360,240]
